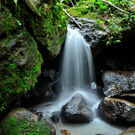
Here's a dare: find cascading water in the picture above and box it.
[32,26,124,135]
[61,26,95,90]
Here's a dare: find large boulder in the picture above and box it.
[0,6,42,111]
[102,71,135,97]
[98,97,135,123]
[2,0,67,62]
[0,108,55,135]
[61,94,92,123]
[11,0,67,60]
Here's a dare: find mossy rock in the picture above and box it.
[3,0,67,59]
[0,108,55,135]
[7,0,67,59]
[0,6,42,111]
[0,6,21,36]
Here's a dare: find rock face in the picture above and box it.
[0,108,56,135]
[61,94,92,123]
[102,71,135,97]
[98,97,135,123]
[0,5,42,111]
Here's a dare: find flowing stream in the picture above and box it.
[32,26,124,135]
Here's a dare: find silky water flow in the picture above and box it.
[33,26,124,135]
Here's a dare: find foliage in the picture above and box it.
[65,0,135,45]
[1,117,51,135]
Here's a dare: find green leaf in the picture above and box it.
[14,0,18,5]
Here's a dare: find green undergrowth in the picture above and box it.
[1,117,51,135]
[65,0,135,45]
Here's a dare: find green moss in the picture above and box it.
[32,2,67,56]
[0,6,21,35]
[1,117,51,135]
[65,0,135,45]
[15,1,67,57]
[0,29,42,111]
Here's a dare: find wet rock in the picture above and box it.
[0,108,56,135]
[70,18,107,47]
[31,109,43,120]
[102,71,135,97]
[61,129,71,135]
[103,84,123,97]
[120,126,135,135]
[61,94,92,123]
[98,97,135,123]
[50,111,60,123]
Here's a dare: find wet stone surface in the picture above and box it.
[102,71,135,97]
[99,97,135,124]
[61,94,92,123]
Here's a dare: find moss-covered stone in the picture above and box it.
[0,6,20,36]
[3,0,67,58]
[0,6,42,111]
[22,1,67,58]
[2,0,67,59]
[0,108,55,135]
[29,3,67,57]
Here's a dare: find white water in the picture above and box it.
[61,26,94,90]
[32,26,124,135]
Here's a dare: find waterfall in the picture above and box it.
[32,26,123,135]
[61,26,95,90]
